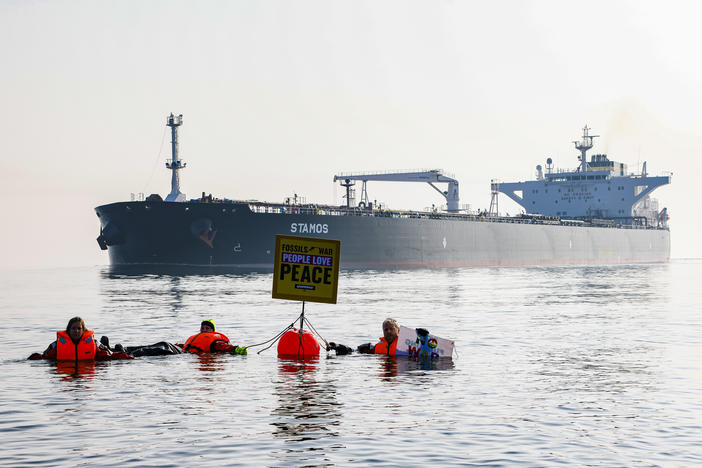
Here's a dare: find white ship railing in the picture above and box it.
[241,201,664,230]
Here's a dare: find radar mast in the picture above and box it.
[574,125,599,172]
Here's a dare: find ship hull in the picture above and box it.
[95,201,670,269]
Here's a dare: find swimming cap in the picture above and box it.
[201,319,216,331]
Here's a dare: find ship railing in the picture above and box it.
[244,201,669,231]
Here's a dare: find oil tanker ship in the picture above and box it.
[95,114,671,269]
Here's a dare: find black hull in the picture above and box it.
[95,201,671,269]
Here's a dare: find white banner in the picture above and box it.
[396,325,454,359]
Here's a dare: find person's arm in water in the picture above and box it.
[95,344,132,360]
[328,342,354,355]
[212,340,247,355]
[28,341,57,360]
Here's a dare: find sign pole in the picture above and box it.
[299,301,305,331]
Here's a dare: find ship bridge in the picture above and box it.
[333,169,460,212]
[494,126,671,223]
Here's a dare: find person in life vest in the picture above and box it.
[27,316,132,361]
[356,317,401,355]
[178,319,247,355]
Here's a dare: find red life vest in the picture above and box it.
[183,332,230,353]
[373,336,398,356]
[56,330,97,361]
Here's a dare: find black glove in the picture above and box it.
[357,342,374,354]
[415,328,429,337]
[329,342,353,355]
[100,336,112,351]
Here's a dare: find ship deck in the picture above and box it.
[196,198,668,231]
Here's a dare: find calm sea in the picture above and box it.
[1,261,700,467]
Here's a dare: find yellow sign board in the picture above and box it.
[272,235,341,304]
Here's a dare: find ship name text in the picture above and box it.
[290,223,329,234]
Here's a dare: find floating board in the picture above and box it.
[395,325,454,359]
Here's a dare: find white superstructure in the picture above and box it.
[496,126,671,226]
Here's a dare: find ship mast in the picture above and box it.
[573,125,599,172]
[165,113,187,202]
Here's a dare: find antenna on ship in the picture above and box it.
[489,180,499,217]
[339,178,355,208]
[573,125,599,172]
[165,113,187,202]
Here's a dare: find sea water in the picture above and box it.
[0,261,700,467]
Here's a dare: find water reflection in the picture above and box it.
[270,357,343,464]
[377,356,455,379]
[194,353,228,374]
[526,264,665,395]
[52,361,97,382]
[516,264,669,311]
[531,345,657,395]
[105,264,272,277]
[98,266,272,321]
[99,274,185,316]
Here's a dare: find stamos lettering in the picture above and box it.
[290,223,329,234]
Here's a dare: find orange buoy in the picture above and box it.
[277,328,321,357]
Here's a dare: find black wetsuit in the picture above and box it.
[124,342,183,357]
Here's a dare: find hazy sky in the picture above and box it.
[1,0,700,268]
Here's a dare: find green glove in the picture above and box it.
[234,346,247,355]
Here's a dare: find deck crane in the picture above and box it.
[333,169,460,212]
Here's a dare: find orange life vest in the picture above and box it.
[183,332,230,353]
[373,336,398,356]
[56,330,97,361]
